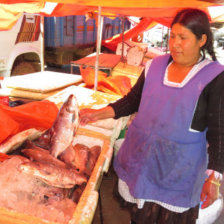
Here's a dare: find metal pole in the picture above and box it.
[94,6,103,91]
[121,16,125,62]
[161,25,164,49]
[40,15,45,71]
[166,27,170,53]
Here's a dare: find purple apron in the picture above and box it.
[114,54,224,207]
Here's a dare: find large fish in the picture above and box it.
[86,145,101,175]
[50,94,79,158]
[60,144,101,176]
[19,161,87,188]
[22,148,66,168]
[60,144,89,174]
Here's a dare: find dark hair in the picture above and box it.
[171,8,216,61]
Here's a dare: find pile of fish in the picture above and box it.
[0,94,101,223]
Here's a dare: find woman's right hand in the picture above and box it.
[79,106,115,126]
[79,108,99,125]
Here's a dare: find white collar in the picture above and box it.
[163,58,212,88]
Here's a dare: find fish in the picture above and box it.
[32,129,53,150]
[19,161,87,188]
[86,145,101,175]
[60,144,101,176]
[60,143,89,174]
[0,128,44,154]
[22,147,66,168]
[70,183,86,203]
[49,94,79,158]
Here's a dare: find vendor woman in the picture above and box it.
[80,8,224,224]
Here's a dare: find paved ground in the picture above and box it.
[92,167,130,224]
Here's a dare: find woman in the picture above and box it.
[80,8,224,224]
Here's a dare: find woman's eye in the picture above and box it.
[180,36,187,40]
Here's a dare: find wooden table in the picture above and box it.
[70,53,121,74]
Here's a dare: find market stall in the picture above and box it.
[0,1,224,224]
[0,78,129,223]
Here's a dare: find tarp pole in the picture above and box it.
[166,28,170,53]
[40,15,44,72]
[94,6,103,91]
[121,16,125,62]
[161,25,164,49]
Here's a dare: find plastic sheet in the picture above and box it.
[0,96,9,106]
[80,66,132,96]
[0,108,19,143]
[0,100,58,144]
[80,66,107,87]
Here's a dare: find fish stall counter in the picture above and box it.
[47,85,129,147]
[48,86,130,224]
[0,85,130,224]
[0,71,83,100]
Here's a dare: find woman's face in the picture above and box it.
[169,23,206,67]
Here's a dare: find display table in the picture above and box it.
[70,53,121,74]
[48,86,130,223]
[0,71,83,100]
[0,85,129,224]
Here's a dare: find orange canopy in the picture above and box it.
[0,0,223,31]
[0,0,220,8]
[0,0,221,17]
[102,18,155,51]
[0,1,223,32]
[0,3,44,30]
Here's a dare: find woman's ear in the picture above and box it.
[200,34,207,47]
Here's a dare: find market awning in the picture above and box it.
[1,0,224,31]
[0,3,44,30]
[0,0,221,8]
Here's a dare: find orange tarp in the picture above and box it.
[0,0,219,8]
[0,3,44,30]
[102,18,154,51]
[80,66,107,86]
[0,0,221,18]
[72,53,121,69]
[80,66,132,96]
[40,4,209,18]
[0,100,58,144]
[42,4,97,17]
[102,12,180,51]
[0,0,222,30]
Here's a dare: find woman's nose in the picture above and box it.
[172,37,181,46]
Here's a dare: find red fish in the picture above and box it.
[22,148,66,168]
[60,144,101,176]
[60,144,89,174]
[86,145,101,175]
[32,129,53,150]
[19,161,87,188]
[50,94,79,158]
